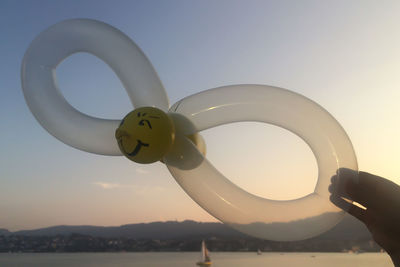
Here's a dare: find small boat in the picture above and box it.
[196,240,212,266]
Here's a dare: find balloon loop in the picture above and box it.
[21,19,357,241]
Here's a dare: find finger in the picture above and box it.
[347,203,367,223]
[328,182,334,194]
[330,194,367,223]
[330,194,351,211]
[346,171,400,211]
[329,174,338,193]
[330,168,358,200]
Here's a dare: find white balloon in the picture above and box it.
[22,20,357,241]
[165,85,357,241]
[21,19,169,155]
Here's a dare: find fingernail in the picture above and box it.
[328,183,335,193]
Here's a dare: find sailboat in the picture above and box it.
[196,240,212,266]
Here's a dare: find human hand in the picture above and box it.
[329,169,400,266]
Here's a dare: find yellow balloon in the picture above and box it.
[115,107,175,164]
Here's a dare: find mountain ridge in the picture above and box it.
[1,215,370,242]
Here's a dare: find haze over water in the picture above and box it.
[0,252,393,267]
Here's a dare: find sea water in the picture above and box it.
[0,252,393,267]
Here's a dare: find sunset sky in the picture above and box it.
[1,0,400,231]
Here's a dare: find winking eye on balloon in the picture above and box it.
[21,19,357,241]
[115,107,175,164]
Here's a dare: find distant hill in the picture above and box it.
[12,221,245,239]
[2,214,370,242]
[317,214,370,241]
[231,212,371,242]
[0,229,10,236]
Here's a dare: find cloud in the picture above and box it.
[93,182,122,189]
[92,182,166,194]
[132,185,165,195]
[135,168,149,174]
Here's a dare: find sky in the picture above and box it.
[1,0,400,231]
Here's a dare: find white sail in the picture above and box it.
[197,240,211,266]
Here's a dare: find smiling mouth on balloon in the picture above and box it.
[121,139,149,157]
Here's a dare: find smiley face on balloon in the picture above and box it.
[21,19,357,241]
[116,107,175,164]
